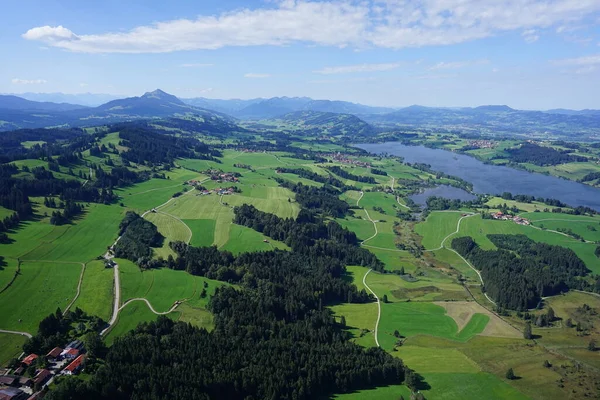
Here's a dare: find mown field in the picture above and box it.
[415,211,464,250]
[72,260,114,321]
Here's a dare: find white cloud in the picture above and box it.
[180,63,214,68]
[308,77,376,83]
[552,54,600,66]
[429,59,489,70]
[11,78,47,85]
[244,73,271,78]
[522,29,539,43]
[552,54,600,74]
[21,0,600,53]
[314,62,401,74]
[79,83,89,87]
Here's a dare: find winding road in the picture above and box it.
[362,269,381,348]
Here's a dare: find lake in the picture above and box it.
[356,142,600,211]
[410,185,477,206]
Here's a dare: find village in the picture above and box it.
[491,211,531,225]
[320,152,372,168]
[468,139,496,149]
[0,340,87,400]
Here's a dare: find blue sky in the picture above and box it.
[1,0,599,109]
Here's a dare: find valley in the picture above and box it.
[0,91,599,400]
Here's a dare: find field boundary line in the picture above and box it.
[362,269,381,348]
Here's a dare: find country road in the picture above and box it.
[100,236,121,336]
[362,269,381,348]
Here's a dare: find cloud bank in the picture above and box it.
[22,0,600,53]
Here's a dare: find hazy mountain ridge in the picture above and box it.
[0,95,87,112]
[1,91,599,137]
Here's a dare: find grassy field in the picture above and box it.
[331,384,411,400]
[72,260,114,321]
[221,224,288,254]
[0,261,81,333]
[118,259,227,312]
[378,302,489,350]
[185,219,216,247]
[415,212,464,250]
[14,203,123,263]
[0,333,27,366]
[144,211,191,258]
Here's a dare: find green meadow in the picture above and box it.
[415,211,464,249]
[0,261,81,333]
[72,260,114,321]
[104,301,179,346]
[0,333,27,366]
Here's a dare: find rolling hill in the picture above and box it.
[252,110,377,137]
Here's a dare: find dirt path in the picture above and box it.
[64,263,87,313]
[362,269,381,348]
[119,298,181,315]
[356,191,379,245]
[425,212,476,252]
[100,236,121,337]
[0,329,32,339]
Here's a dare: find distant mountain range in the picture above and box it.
[1,90,599,138]
[0,95,87,112]
[362,105,600,137]
[182,96,395,119]
[0,90,236,131]
[7,92,120,107]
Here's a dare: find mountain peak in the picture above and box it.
[474,105,514,112]
[142,89,173,99]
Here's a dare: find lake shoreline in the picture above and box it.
[355,142,600,212]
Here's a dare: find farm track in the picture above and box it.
[102,184,206,336]
[356,191,378,245]
[362,269,381,348]
[118,298,181,315]
[64,262,86,313]
[0,329,32,339]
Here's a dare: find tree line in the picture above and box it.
[325,165,377,184]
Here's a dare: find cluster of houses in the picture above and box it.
[321,152,371,168]
[197,187,237,196]
[203,170,240,183]
[0,341,86,400]
[468,140,496,149]
[491,211,531,225]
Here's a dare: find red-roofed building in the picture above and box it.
[45,347,62,361]
[21,354,38,367]
[59,348,79,361]
[62,355,85,376]
[33,369,51,386]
